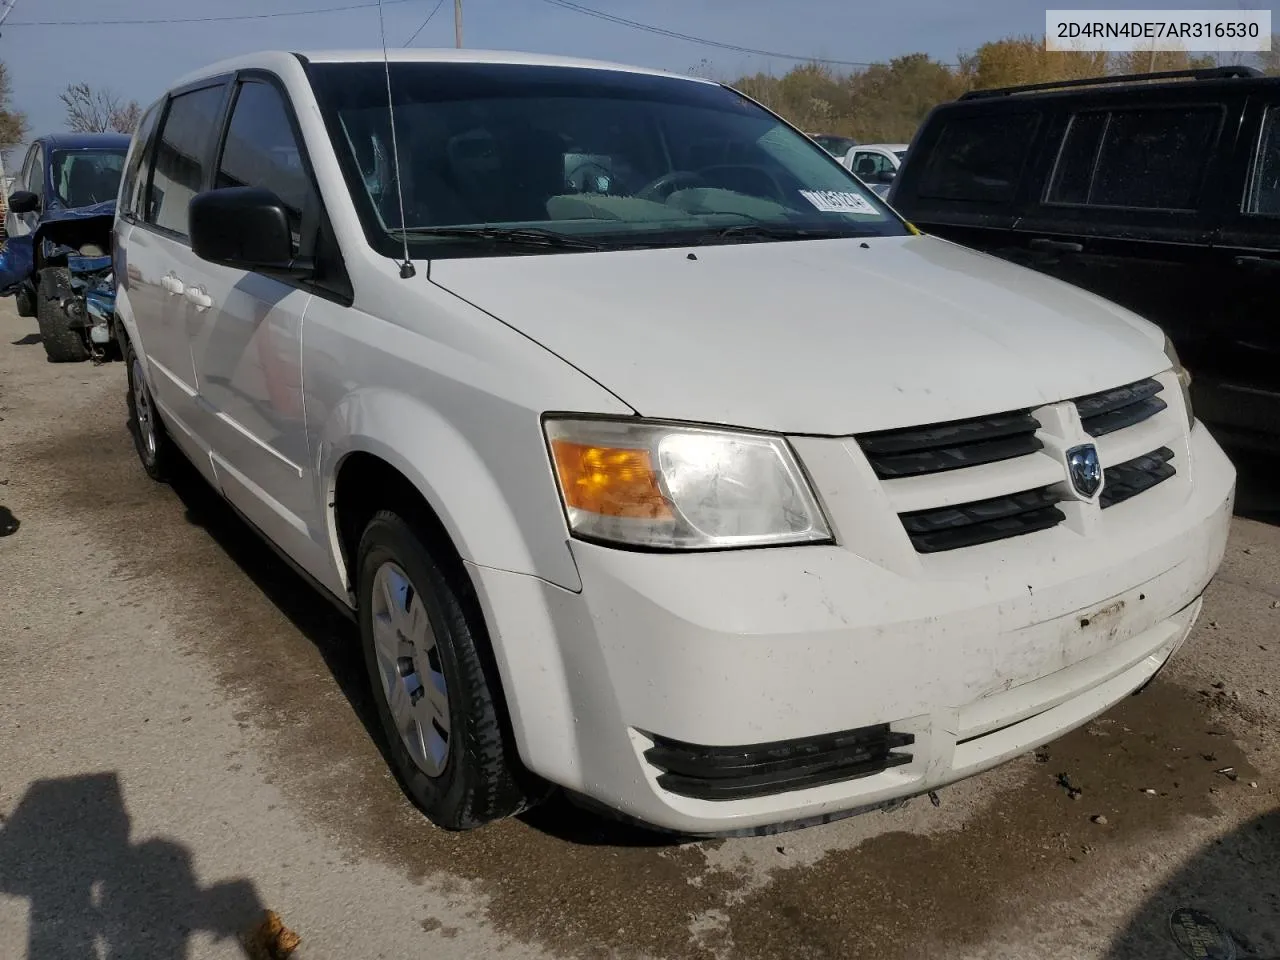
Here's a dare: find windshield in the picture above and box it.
[50,149,126,208]
[306,62,907,257]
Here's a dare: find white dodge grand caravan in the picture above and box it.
[113,49,1235,835]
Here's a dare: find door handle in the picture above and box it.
[161,274,184,295]
[1235,255,1280,271]
[1029,238,1083,254]
[184,284,213,311]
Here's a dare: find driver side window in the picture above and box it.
[27,146,44,202]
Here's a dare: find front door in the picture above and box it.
[1202,94,1280,444]
[6,144,41,239]
[185,76,325,577]
[130,80,229,454]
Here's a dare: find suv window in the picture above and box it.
[918,113,1039,203]
[1047,106,1222,211]
[1247,106,1280,216]
[215,80,312,251]
[120,102,162,220]
[148,84,225,236]
[851,151,894,178]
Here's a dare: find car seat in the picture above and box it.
[65,161,104,208]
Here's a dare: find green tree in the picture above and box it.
[960,35,1108,90]
[1110,47,1216,75]
[846,54,964,142]
[1261,36,1280,76]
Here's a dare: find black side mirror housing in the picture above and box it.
[189,186,312,278]
[876,169,898,184]
[8,190,39,214]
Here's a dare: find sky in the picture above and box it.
[1,0,1267,164]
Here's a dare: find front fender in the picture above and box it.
[318,387,583,593]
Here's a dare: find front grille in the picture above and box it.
[644,724,914,801]
[900,486,1065,553]
[857,410,1043,478]
[1075,378,1166,438]
[1101,447,1175,508]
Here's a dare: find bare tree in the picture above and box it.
[60,82,142,134]
[0,61,28,156]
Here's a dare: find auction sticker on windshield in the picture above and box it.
[799,190,879,215]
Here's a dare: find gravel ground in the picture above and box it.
[0,300,1277,960]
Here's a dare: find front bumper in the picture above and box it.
[469,423,1234,834]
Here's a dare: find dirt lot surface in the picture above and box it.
[1,300,1277,960]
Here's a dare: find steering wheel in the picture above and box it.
[636,170,706,203]
[566,161,614,195]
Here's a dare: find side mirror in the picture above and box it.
[189,186,312,277]
[8,190,39,214]
[876,169,897,184]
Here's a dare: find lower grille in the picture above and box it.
[1101,447,1175,508]
[899,486,1065,553]
[644,724,914,801]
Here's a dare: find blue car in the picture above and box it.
[2,132,129,362]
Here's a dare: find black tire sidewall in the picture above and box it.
[124,339,168,481]
[35,267,90,363]
[356,514,483,827]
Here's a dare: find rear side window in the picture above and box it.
[148,84,225,237]
[215,80,313,251]
[1247,106,1280,216]
[120,102,162,220]
[1047,106,1222,211]
[918,113,1039,203]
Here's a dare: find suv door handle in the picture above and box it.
[1235,255,1280,271]
[1029,238,1083,254]
[161,274,184,295]
[184,284,213,310]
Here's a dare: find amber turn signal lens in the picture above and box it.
[550,439,673,519]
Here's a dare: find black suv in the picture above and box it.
[890,67,1280,451]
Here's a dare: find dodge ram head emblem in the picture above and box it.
[1067,444,1103,499]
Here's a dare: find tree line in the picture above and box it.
[0,32,1276,158]
[703,34,1280,143]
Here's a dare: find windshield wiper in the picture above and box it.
[394,226,605,251]
[701,224,877,244]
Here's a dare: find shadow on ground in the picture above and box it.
[1105,810,1280,959]
[0,772,264,959]
[9,334,41,346]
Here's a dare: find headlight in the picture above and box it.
[544,418,832,550]
[1163,334,1194,429]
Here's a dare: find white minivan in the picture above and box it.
[114,49,1235,835]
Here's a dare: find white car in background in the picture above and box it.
[844,143,909,197]
[114,49,1233,836]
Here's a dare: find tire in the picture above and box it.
[124,338,176,482]
[14,283,35,318]
[357,511,539,829]
[35,267,90,363]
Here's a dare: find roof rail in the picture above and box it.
[959,65,1263,100]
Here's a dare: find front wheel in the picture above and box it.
[35,267,90,363]
[124,339,176,481]
[357,511,540,829]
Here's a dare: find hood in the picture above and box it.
[429,234,1168,435]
